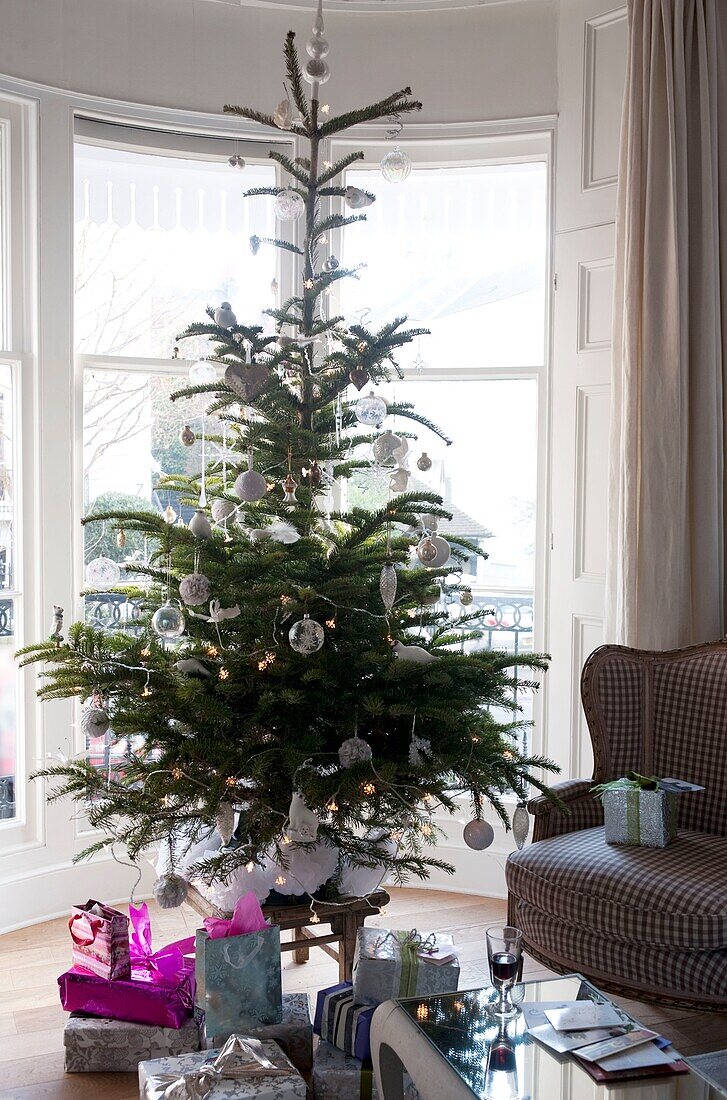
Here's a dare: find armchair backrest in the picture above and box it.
[581,641,727,836]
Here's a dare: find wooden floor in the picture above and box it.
[0,888,725,1099]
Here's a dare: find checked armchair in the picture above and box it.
[506,640,727,1009]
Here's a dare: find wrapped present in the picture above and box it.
[594,774,681,848]
[352,928,459,1007]
[139,1035,306,1099]
[312,1040,378,1100]
[313,982,374,1062]
[203,993,313,1073]
[196,892,282,1040]
[59,903,195,1028]
[69,899,131,980]
[63,1011,201,1072]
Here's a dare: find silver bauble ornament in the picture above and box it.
[417,452,433,472]
[345,186,374,210]
[214,302,237,328]
[234,468,268,503]
[211,498,236,523]
[338,734,373,768]
[416,536,438,565]
[189,509,213,540]
[379,561,397,612]
[274,189,305,221]
[322,255,340,273]
[372,429,404,466]
[188,360,217,386]
[216,800,235,847]
[463,818,495,850]
[152,873,189,909]
[80,703,110,740]
[288,613,325,655]
[152,601,186,640]
[228,153,246,169]
[428,534,451,567]
[85,556,121,590]
[460,587,474,607]
[380,145,412,183]
[179,572,212,607]
[304,58,330,85]
[180,424,196,447]
[512,802,530,851]
[356,390,387,427]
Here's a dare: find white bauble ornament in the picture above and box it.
[372,429,404,466]
[179,572,212,606]
[380,145,412,183]
[216,800,236,847]
[189,509,213,540]
[338,734,372,768]
[379,561,397,612]
[288,614,324,655]
[235,467,268,503]
[188,359,217,386]
[392,640,439,665]
[163,504,178,525]
[287,790,319,842]
[512,802,530,851]
[80,702,110,740]
[355,391,387,428]
[214,302,237,328]
[409,733,432,767]
[460,588,474,607]
[417,452,432,472]
[152,601,186,640]
[428,534,451,567]
[211,498,236,523]
[274,189,305,221]
[152,873,189,909]
[344,186,374,210]
[416,536,438,565]
[85,556,121,590]
[463,818,495,850]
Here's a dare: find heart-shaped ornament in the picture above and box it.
[225,363,271,402]
[349,368,370,391]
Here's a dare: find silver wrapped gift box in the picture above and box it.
[312,1039,420,1100]
[603,788,678,847]
[139,1038,306,1100]
[64,1012,201,1072]
[352,927,459,1007]
[201,992,313,1073]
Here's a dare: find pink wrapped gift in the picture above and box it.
[68,899,131,980]
[59,903,195,1028]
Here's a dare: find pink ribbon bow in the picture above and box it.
[129,903,195,989]
[203,891,270,940]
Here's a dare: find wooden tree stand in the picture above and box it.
[185,884,390,983]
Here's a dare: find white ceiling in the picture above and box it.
[201,0,525,14]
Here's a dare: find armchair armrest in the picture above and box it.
[527,779,603,842]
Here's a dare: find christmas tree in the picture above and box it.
[21,9,558,907]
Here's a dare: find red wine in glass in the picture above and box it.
[490,1041,517,1073]
[491,951,518,989]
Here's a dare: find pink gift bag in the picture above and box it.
[68,899,131,980]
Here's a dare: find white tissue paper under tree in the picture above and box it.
[20,1,558,911]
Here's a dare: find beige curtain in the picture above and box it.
[606,0,727,649]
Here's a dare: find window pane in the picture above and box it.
[0,364,16,820]
[74,144,278,358]
[341,162,547,370]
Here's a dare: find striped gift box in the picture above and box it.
[313,982,375,1062]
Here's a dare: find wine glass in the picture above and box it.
[486,925,522,1019]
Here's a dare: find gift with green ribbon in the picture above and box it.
[351,927,459,1008]
[593,772,678,848]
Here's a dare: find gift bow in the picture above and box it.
[202,890,269,941]
[373,929,438,998]
[129,903,195,1001]
[142,1035,288,1099]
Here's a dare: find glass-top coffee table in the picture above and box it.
[369,974,726,1099]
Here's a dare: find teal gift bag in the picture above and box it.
[195,923,283,1044]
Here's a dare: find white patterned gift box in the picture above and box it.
[139,1038,306,1100]
[201,992,313,1073]
[352,928,459,1007]
[64,1012,201,1072]
[312,1040,420,1100]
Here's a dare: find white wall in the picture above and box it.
[0,0,557,122]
